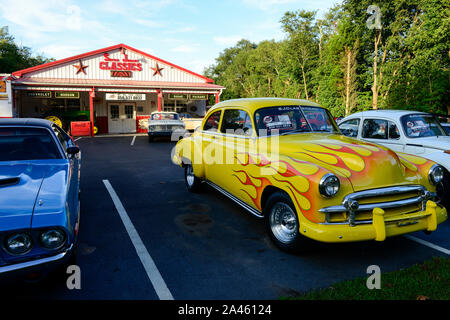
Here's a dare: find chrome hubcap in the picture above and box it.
[186,165,194,186]
[269,202,298,244]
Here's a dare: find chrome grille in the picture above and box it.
[319,185,434,226]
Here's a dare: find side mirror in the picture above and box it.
[67,146,80,156]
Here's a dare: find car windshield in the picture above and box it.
[151,113,178,120]
[401,114,447,138]
[254,105,339,136]
[435,115,450,135]
[0,127,62,161]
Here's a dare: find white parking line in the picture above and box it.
[74,137,82,142]
[404,235,450,255]
[102,179,174,300]
[131,135,136,146]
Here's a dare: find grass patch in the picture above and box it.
[283,257,449,300]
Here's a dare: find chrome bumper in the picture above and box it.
[0,244,73,274]
[319,185,435,226]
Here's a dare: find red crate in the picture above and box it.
[71,121,91,136]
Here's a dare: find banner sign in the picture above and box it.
[27,91,51,98]
[55,91,80,99]
[190,94,207,100]
[168,94,188,100]
[106,93,146,101]
[169,93,207,100]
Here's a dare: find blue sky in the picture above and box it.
[0,0,339,74]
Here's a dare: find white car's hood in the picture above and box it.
[409,136,450,151]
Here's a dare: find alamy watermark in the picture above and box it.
[366,265,381,290]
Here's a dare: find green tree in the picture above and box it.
[0,26,54,73]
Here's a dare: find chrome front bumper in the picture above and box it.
[0,244,73,275]
[319,185,435,226]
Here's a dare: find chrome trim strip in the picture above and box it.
[206,181,263,218]
[319,185,430,226]
[320,195,424,213]
[0,244,73,274]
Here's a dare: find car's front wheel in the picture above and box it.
[264,192,313,253]
[184,163,202,192]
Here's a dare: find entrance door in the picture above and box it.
[108,103,136,134]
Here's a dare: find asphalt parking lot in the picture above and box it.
[2,135,449,299]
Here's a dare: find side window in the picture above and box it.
[388,121,400,139]
[338,118,360,137]
[203,110,222,132]
[362,119,388,139]
[52,125,70,152]
[221,109,253,136]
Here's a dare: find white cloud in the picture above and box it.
[242,0,301,11]
[0,0,107,43]
[39,44,84,60]
[171,45,198,53]
[213,35,244,46]
[135,19,163,29]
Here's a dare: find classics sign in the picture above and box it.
[99,53,142,77]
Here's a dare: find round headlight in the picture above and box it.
[319,173,340,197]
[40,229,66,249]
[5,233,33,255]
[429,164,444,185]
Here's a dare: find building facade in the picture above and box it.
[10,44,224,134]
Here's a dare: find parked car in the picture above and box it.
[178,113,204,131]
[338,110,450,209]
[172,98,447,253]
[148,111,185,142]
[0,118,81,280]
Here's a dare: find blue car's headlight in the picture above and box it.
[5,233,33,255]
[39,229,66,250]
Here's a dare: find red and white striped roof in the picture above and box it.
[12,44,223,91]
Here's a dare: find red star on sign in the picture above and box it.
[151,63,164,77]
[73,59,88,75]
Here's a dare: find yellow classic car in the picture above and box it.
[172,98,447,252]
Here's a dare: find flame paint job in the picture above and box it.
[173,98,447,242]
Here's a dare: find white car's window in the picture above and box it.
[221,109,253,136]
[338,118,360,137]
[401,114,446,138]
[388,121,400,139]
[362,119,388,139]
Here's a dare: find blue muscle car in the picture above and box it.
[0,118,81,280]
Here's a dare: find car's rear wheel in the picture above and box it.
[184,163,202,192]
[264,192,313,253]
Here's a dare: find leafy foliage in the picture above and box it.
[0,26,54,73]
[205,0,449,115]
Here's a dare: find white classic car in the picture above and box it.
[147,111,185,142]
[338,110,450,208]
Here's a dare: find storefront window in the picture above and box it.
[125,105,134,119]
[110,105,119,119]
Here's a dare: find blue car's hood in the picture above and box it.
[0,160,69,232]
